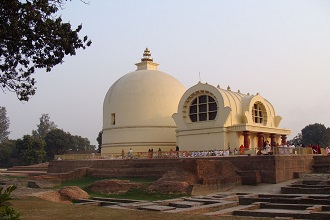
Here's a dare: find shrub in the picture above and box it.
[0,185,20,220]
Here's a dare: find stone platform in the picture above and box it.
[47,155,314,184]
[75,191,330,219]
[73,175,330,219]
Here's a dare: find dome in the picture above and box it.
[104,70,186,127]
[102,48,186,153]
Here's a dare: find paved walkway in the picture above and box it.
[224,179,297,194]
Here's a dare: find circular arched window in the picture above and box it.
[189,95,217,122]
[252,102,267,125]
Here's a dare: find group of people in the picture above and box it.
[119,146,241,160]
[309,144,322,154]
[122,148,133,159]
[118,142,329,160]
[146,146,180,159]
[256,141,296,155]
[185,149,233,157]
[256,142,327,155]
[277,143,295,155]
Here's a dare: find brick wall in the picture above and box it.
[48,155,314,183]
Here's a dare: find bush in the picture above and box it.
[0,185,20,220]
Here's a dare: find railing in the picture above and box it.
[271,147,324,155]
[54,147,324,161]
[55,151,181,161]
[249,147,324,155]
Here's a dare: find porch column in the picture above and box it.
[257,133,264,150]
[243,131,250,149]
[281,135,287,145]
[269,133,276,147]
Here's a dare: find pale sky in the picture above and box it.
[1,0,330,146]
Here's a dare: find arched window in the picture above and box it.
[252,102,267,124]
[189,95,217,122]
[111,113,116,125]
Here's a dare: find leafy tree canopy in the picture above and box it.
[32,113,57,138]
[0,106,10,143]
[0,139,16,166]
[301,123,330,148]
[44,128,72,160]
[0,0,92,101]
[288,133,302,146]
[71,135,92,151]
[16,135,46,165]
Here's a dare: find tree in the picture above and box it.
[288,133,302,146]
[44,128,72,160]
[71,135,91,151]
[0,0,92,101]
[301,123,330,148]
[96,131,102,153]
[16,135,46,165]
[0,106,10,143]
[0,139,16,167]
[32,113,57,138]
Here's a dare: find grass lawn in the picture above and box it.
[11,197,274,220]
[54,176,186,201]
[53,176,106,190]
[8,177,277,220]
[11,197,215,220]
[0,175,28,179]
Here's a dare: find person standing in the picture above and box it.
[169,149,173,158]
[121,149,125,159]
[128,148,133,159]
[175,145,179,158]
[158,148,162,158]
[265,143,271,154]
[239,144,245,155]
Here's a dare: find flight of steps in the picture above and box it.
[312,155,330,173]
[0,162,49,176]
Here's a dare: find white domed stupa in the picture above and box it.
[102,48,186,154]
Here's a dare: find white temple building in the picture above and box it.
[102,49,290,154]
[102,48,186,154]
[173,82,291,151]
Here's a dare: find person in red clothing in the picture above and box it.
[311,144,317,154]
[121,149,125,159]
[239,144,245,155]
[316,144,321,154]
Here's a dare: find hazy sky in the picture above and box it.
[2,0,330,146]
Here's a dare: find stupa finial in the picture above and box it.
[141,47,153,62]
[136,48,158,70]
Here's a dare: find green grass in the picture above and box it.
[53,176,105,189]
[0,175,28,179]
[13,197,265,220]
[55,176,185,201]
[86,187,186,201]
